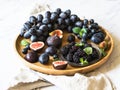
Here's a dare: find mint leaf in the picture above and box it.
[79,28,87,37]
[72,27,81,34]
[100,48,107,57]
[80,58,88,65]
[21,39,29,46]
[75,42,84,47]
[83,47,93,55]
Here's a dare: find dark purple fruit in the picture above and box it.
[29,16,37,24]
[45,11,51,18]
[30,35,38,42]
[25,51,38,63]
[67,35,75,43]
[59,12,67,19]
[22,48,28,54]
[52,61,68,70]
[65,9,71,17]
[75,21,83,28]
[70,14,78,22]
[39,53,49,64]
[23,31,31,39]
[89,19,94,24]
[42,18,51,24]
[91,32,105,44]
[46,36,62,48]
[23,22,32,30]
[37,14,43,22]
[45,46,57,56]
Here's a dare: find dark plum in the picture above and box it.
[59,12,67,19]
[39,53,49,64]
[22,48,28,54]
[67,26,73,33]
[65,9,71,17]
[39,25,48,32]
[67,35,75,43]
[37,14,43,22]
[42,18,51,24]
[65,18,72,25]
[30,35,38,42]
[23,22,32,30]
[29,16,37,24]
[75,21,83,28]
[29,28,36,35]
[25,51,38,63]
[46,36,62,48]
[55,8,61,15]
[50,12,58,22]
[20,28,26,36]
[83,19,88,25]
[91,32,105,44]
[23,31,31,39]
[45,46,57,56]
[57,18,65,25]
[45,11,51,18]
[70,14,78,23]
[89,19,94,24]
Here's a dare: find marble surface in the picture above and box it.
[0,0,120,90]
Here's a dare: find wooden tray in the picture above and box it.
[15,27,113,75]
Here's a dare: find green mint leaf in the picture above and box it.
[100,48,107,57]
[75,42,84,47]
[21,39,29,46]
[83,47,93,55]
[80,58,88,65]
[79,28,87,37]
[72,27,81,34]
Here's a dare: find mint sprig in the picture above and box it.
[21,39,29,46]
[83,47,93,55]
[80,58,88,65]
[79,28,87,37]
[72,27,81,34]
[100,48,107,57]
[75,42,84,47]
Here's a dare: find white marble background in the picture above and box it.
[0,0,120,90]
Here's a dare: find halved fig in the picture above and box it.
[52,61,68,70]
[30,41,44,51]
[49,30,63,38]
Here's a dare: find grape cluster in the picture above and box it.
[60,42,99,64]
[20,8,79,42]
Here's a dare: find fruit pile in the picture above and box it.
[20,8,110,69]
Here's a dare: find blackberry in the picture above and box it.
[67,35,75,43]
[69,46,79,54]
[73,54,80,63]
[91,48,99,60]
[83,55,92,62]
[60,46,69,56]
[66,53,73,62]
[77,48,86,57]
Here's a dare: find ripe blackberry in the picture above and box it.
[60,46,69,56]
[73,54,80,63]
[83,55,92,62]
[77,48,86,57]
[66,53,73,62]
[91,47,99,60]
[69,46,79,54]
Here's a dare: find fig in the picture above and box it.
[30,41,44,51]
[49,30,63,38]
[52,61,68,70]
[46,36,62,48]
[25,51,38,63]
[39,53,49,64]
[45,46,57,56]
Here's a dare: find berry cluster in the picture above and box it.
[60,42,99,64]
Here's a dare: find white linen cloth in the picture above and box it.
[0,0,120,90]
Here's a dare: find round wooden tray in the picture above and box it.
[15,27,113,75]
